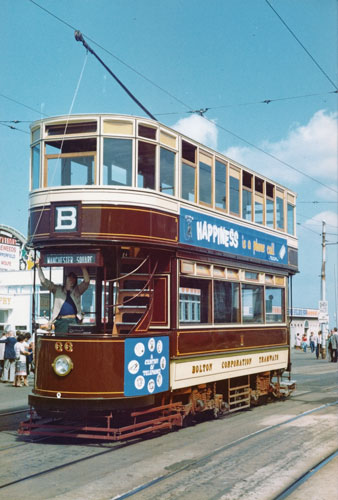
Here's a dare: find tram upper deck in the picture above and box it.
[28,113,298,273]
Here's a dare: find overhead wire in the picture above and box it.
[203,115,338,195]
[265,0,338,91]
[15,0,338,196]
[155,90,338,116]
[0,92,48,117]
[27,0,192,112]
[0,122,29,135]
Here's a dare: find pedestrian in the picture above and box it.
[0,331,6,378]
[330,327,338,363]
[23,332,33,375]
[13,333,30,387]
[301,334,307,352]
[295,333,301,350]
[309,332,315,353]
[37,261,90,334]
[0,330,17,382]
[316,331,323,359]
[327,330,333,362]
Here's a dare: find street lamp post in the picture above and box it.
[319,221,329,358]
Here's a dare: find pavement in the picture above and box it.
[0,356,337,500]
[0,371,34,412]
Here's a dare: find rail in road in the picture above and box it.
[0,350,337,499]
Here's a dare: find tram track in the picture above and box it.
[112,400,338,499]
[274,450,338,499]
[1,400,335,496]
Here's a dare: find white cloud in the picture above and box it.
[171,114,218,150]
[223,110,338,186]
[304,210,338,230]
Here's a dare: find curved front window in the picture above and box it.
[103,138,132,186]
[45,139,96,187]
[31,144,40,190]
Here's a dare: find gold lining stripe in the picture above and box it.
[173,347,289,363]
[82,232,178,243]
[82,206,178,219]
[40,338,124,343]
[177,342,288,356]
[35,389,124,395]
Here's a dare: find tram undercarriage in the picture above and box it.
[19,370,295,441]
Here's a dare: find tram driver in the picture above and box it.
[37,261,90,334]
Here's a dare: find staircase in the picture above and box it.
[227,377,251,413]
[112,255,157,336]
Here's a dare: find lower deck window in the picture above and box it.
[179,288,200,322]
[179,277,210,324]
[265,287,284,323]
[241,284,263,323]
[214,280,240,323]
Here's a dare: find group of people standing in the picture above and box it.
[0,330,34,387]
[295,328,338,362]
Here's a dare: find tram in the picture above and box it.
[20,113,297,440]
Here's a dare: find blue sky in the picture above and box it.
[1,0,337,325]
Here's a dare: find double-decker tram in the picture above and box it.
[20,113,298,440]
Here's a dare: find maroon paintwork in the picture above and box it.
[34,336,125,399]
[173,327,287,356]
[29,204,178,247]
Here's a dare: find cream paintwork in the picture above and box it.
[170,349,289,390]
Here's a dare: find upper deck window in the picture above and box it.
[46,122,97,136]
[103,138,132,186]
[229,167,240,216]
[276,190,285,231]
[215,160,227,210]
[242,171,253,221]
[266,182,274,228]
[138,124,157,140]
[182,140,196,164]
[160,148,175,195]
[45,138,96,187]
[137,141,156,190]
[255,177,264,194]
[255,194,264,224]
[181,162,196,202]
[199,160,212,205]
[31,144,40,190]
[31,127,40,143]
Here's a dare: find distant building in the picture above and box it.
[289,307,320,347]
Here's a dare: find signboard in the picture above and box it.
[42,253,100,266]
[318,300,329,323]
[0,236,20,271]
[124,336,169,397]
[171,349,288,390]
[180,207,288,265]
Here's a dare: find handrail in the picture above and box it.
[129,260,158,335]
[107,256,150,284]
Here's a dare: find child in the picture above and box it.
[13,333,30,387]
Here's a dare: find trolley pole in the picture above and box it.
[319,220,329,358]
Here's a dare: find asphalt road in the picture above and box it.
[0,349,337,500]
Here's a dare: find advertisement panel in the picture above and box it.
[0,236,20,271]
[179,207,288,265]
[124,336,169,397]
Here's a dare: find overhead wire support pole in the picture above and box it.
[74,31,157,121]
